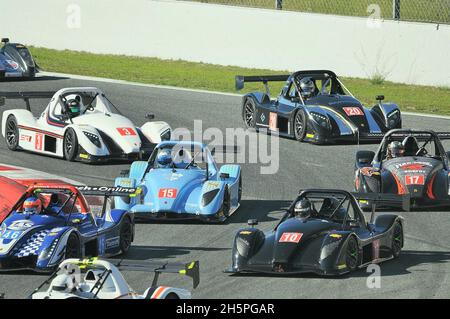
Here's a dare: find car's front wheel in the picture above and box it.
[392,221,403,258]
[65,233,81,259]
[293,109,307,141]
[243,98,257,129]
[119,217,133,254]
[5,115,19,151]
[345,236,360,272]
[64,128,78,161]
[220,188,231,219]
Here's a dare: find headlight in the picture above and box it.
[387,109,400,127]
[38,238,59,260]
[202,189,220,207]
[310,112,330,129]
[83,131,101,148]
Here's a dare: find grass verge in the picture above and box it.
[31,47,450,115]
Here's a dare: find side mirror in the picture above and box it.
[376,95,385,103]
[145,113,155,120]
[1,38,9,44]
[220,172,230,179]
[0,97,5,107]
[120,169,130,176]
[248,219,258,226]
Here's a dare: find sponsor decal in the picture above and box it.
[158,188,177,198]
[0,230,22,240]
[400,163,426,171]
[79,154,89,159]
[405,175,425,185]
[168,172,183,181]
[329,233,342,239]
[239,231,252,235]
[35,133,43,151]
[269,112,278,131]
[373,239,380,259]
[20,135,32,142]
[306,133,315,139]
[5,60,19,70]
[105,236,120,249]
[117,127,136,136]
[279,232,303,243]
[76,185,137,194]
[260,113,266,123]
[343,107,364,116]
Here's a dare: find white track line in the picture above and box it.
[39,72,450,120]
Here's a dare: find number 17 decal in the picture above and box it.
[405,175,424,185]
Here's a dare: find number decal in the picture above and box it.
[35,133,43,151]
[405,175,425,185]
[1,230,22,240]
[158,188,177,198]
[117,127,136,136]
[279,232,303,243]
[343,107,364,116]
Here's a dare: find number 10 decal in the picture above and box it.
[279,232,303,243]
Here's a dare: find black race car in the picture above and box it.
[225,189,406,276]
[355,129,450,209]
[0,38,38,79]
[236,70,402,144]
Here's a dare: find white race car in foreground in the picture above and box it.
[1,87,171,163]
[30,258,199,299]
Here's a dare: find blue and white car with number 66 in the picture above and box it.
[114,141,242,223]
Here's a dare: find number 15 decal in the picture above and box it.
[158,188,177,198]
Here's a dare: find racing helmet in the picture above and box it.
[65,94,84,117]
[388,141,405,158]
[23,197,42,214]
[294,199,313,218]
[157,148,173,168]
[298,77,316,99]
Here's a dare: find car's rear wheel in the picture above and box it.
[64,128,78,161]
[345,236,359,272]
[293,109,307,141]
[119,217,133,254]
[5,115,19,151]
[243,98,257,129]
[392,221,403,258]
[65,233,81,259]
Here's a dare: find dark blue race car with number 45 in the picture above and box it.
[236,70,402,144]
[0,184,136,272]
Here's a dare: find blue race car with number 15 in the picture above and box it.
[114,141,242,223]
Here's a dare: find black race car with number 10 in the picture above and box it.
[355,129,450,209]
[225,189,407,276]
[236,70,402,144]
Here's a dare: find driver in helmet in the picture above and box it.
[156,148,173,168]
[298,77,316,101]
[65,94,85,118]
[22,197,42,214]
[293,199,314,219]
[387,141,405,160]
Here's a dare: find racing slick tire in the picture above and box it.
[345,236,360,272]
[63,128,79,161]
[238,174,242,203]
[391,221,403,258]
[293,109,307,141]
[243,98,257,129]
[65,233,81,259]
[5,115,19,151]
[221,187,231,219]
[119,217,133,254]
[165,293,180,299]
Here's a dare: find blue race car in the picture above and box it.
[114,141,242,222]
[0,184,136,272]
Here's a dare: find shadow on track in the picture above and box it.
[120,245,229,261]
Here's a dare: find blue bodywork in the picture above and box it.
[114,141,241,222]
[0,202,133,272]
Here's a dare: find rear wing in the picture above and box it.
[76,185,138,197]
[235,74,289,91]
[0,91,56,110]
[352,192,411,212]
[109,259,200,289]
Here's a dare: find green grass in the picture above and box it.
[191,0,450,24]
[31,46,450,115]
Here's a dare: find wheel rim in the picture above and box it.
[346,239,358,269]
[6,119,17,146]
[244,102,254,127]
[65,132,73,155]
[121,222,132,250]
[393,224,402,255]
[295,113,304,136]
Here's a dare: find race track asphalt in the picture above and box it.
[0,75,449,299]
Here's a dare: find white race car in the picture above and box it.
[0,88,171,163]
[30,258,199,299]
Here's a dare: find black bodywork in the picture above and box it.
[0,38,37,79]
[225,189,405,276]
[355,129,450,209]
[236,70,402,144]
